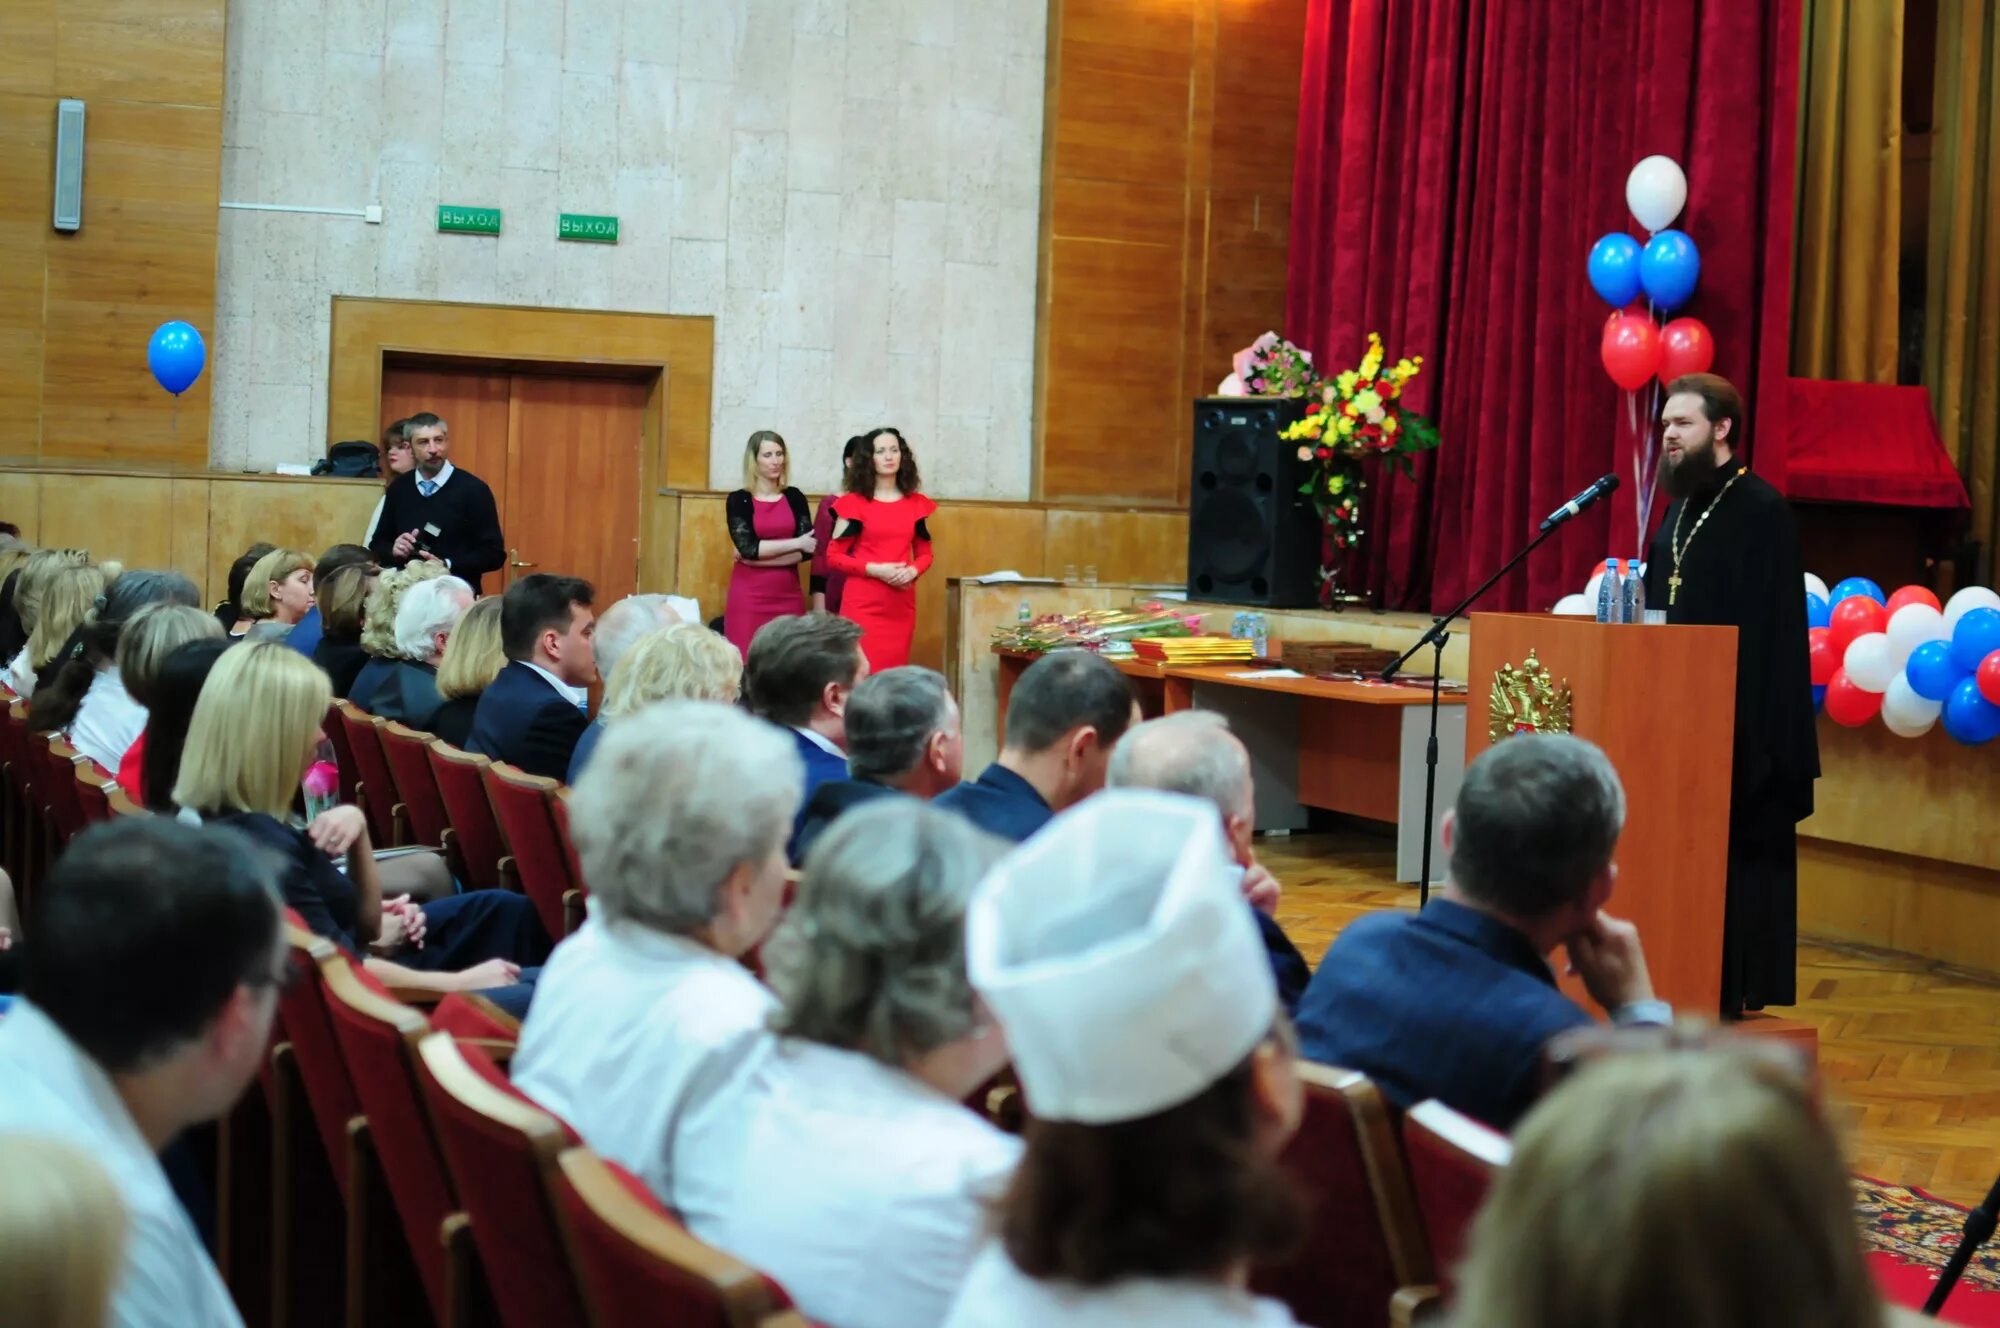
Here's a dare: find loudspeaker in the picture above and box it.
[1187,397,1320,607]
[53,99,85,233]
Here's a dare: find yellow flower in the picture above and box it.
[1336,370,1359,395]
[1352,388,1383,415]
[1381,415,1399,435]
[1330,474,1347,494]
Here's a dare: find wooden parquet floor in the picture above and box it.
[1263,830,2000,1210]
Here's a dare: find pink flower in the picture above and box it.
[303,761,340,800]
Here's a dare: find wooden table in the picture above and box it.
[994,648,1469,883]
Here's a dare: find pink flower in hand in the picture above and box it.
[303,761,340,800]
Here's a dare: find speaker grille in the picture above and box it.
[1190,486,1270,582]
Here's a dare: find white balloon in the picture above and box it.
[1843,632,1898,693]
[1552,594,1592,617]
[1881,673,1942,738]
[1943,586,2000,632]
[1885,604,1948,665]
[1584,572,1605,605]
[1626,155,1688,232]
[1804,573,1830,602]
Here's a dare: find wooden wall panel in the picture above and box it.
[911,505,1049,673]
[1801,840,2000,978]
[672,495,744,632]
[57,0,225,105]
[0,473,41,541]
[203,477,382,602]
[1043,508,1188,587]
[1801,720,1998,871]
[1036,0,1309,508]
[37,475,176,572]
[0,3,57,95]
[0,93,52,458]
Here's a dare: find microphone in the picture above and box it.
[1539,474,1620,532]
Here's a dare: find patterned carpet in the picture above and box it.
[1859,1178,2000,1325]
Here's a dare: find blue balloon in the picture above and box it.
[1812,684,1827,711]
[1805,593,1830,628]
[1830,577,1886,606]
[1587,233,1644,307]
[1906,639,1966,702]
[1638,229,1701,311]
[1951,606,2000,673]
[147,320,206,397]
[1943,677,2000,745]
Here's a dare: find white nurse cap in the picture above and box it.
[966,790,1277,1124]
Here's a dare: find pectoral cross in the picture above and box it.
[1668,572,1681,606]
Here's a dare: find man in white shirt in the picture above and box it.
[513,702,803,1203]
[0,817,288,1328]
[466,572,597,780]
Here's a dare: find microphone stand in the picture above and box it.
[1924,1170,2000,1316]
[1381,520,1568,908]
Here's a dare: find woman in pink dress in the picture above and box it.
[827,428,935,670]
[810,435,870,615]
[723,430,815,659]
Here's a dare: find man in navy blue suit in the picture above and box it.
[935,651,1137,844]
[1296,733,1670,1131]
[744,612,869,820]
[468,573,598,781]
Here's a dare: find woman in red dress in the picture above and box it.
[723,430,815,659]
[827,429,935,670]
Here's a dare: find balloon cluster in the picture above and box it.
[1592,157,1712,390]
[1806,574,2000,745]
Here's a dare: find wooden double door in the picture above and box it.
[380,359,647,602]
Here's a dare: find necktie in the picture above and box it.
[418,479,437,497]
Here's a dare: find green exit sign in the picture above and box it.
[437,205,501,236]
[559,213,619,243]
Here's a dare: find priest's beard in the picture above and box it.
[1662,436,1729,501]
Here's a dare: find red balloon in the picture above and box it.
[1823,669,1884,727]
[1885,585,1943,616]
[1827,595,1887,653]
[1601,313,1662,390]
[1979,649,2000,707]
[1807,626,1839,686]
[1657,317,1715,383]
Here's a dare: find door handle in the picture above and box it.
[508,548,537,569]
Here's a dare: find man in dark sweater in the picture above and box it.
[367,412,506,592]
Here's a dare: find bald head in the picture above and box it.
[1106,711,1253,822]
[593,594,684,686]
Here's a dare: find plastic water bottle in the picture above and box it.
[1619,563,1645,624]
[1250,614,1269,658]
[1595,558,1624,623]
[1016,600,1031,624]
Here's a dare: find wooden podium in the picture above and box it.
[1466,613,1737,1016]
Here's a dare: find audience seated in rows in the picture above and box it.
[946,792,1307,1327]
[16,560,113,698]
[284,542,374,659]
[1454,1036,1886,1328]
[428,595,504,748]
[309,561,376,699]
[0,818,286,1328]
[218,542,275,638]
[934,650,1138,843]
[0,1132,127,1328]
[349,561,448,710]
[369,574,473,730]
[1296,733,1666,1131]
[744,611,867,816]
[238,548,314,644]
[588,593,682,689]
[790,664,962,863]
[515,702,802,1203]
[681,801,1017,1328]
[138,639,232,812]
[569,618,742,784]
[1107,711,1312,1014]
[110,605,224,802]
[467,573,597,780]
[169,642,548,1016]
[28,571,200,767]
[5,547,89,695]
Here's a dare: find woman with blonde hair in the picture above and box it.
[7,547,89,679]
[429,595,504,747]
[0,1134,128,1328]
[1451,1041,1887,1328]
[722,429,814,658]
[349,560,447,710]
[566,621,744,782]
[29,572,202,770]
[238,548,315,643]
[310,561,378,698]
[17,561,113,700]
[107,603,224,802]
[171,642,549,1014]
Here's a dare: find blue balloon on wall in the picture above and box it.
[1906,639,1966,702]
[1806,593,1831,628]
[1830,577,1886,606]
[1951,607,2000,673]
[1587,233,1644,307]
[1638,229,1701,311]
[147,321,206,397]
[1942,677,2000,745]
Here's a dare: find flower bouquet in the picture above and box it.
[993,604,1201,656]
[1279,333,1439,559]
[1216,332,1317,398]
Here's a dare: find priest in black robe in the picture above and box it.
[1642,373,1819,1014]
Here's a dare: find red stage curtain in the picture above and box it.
[1287,0,1802,613]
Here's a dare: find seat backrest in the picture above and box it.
[427,743,505,893]
[550,788,587,905]
[322,703,362,806]
[106,784,148,818]
[482,762,572,941]
[335,702,401,847]
[549,1147,793,1328]
[279,925,363,1195]
[380,722,450,850]
[1253,1062,1432,1328]
[1402,1099,1510,1299]
[317,949,459,1323]
[0,698,25,784]
[41,736,89,843]
[414,1032,590,1328]
[74,760,115,825]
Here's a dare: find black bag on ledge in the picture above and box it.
[312,440,381,478]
